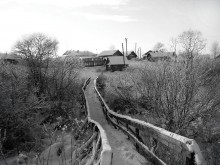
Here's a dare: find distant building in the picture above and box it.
[63,50,99,66]
[80,57,104,67]
[143,51,176,62]
[215,54,220,59]
[105,56,128,72]
[126,51,137,60]
[63,50,96,58]
[63,50,80,56]
[98,50,123,57]
[0,53,21,64]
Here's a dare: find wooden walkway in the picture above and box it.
[85,77,148,165]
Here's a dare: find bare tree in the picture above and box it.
[178,30,206,67]
[13,33,59,97]
[153,42,167,52]
[210,41,220,58]
[170,37,178,54]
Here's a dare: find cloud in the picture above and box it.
[79,13,138,22]
[2,0,130,8]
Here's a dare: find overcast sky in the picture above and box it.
[0,0,219,55]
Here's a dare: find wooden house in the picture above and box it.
[106,56,128,72]
[143,51,176,62]
[0,53,21,64]
[126,51,137,60]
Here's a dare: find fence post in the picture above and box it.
[126,124,130,140]
[135,128,140,152]
[185,153,195,165]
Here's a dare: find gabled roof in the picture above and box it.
[108,56,128,65]
[126,51,137,56]
[63,50,96,58]
[0,53,21,60]
[144,51,176,58]
[98,50,123,57]
[63,50,80,56]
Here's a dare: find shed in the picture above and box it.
[98,50,123,57]
[106,56,128,72]
[126,51,137,60]
[143,51,176,61]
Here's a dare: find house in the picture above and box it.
[0,53,21,64]
[126,51,137,60]
[98,50,123,57]
[105,56,128,72]
[143,51,176,61]
[63,50,99,66]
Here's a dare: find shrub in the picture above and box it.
[0,58,84,156]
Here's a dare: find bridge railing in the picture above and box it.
[94,77,206,165]
[82,78,112,165]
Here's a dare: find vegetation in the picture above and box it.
[0,33,85,163]
[98,55,220,163]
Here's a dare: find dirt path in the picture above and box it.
[83,67,148,165]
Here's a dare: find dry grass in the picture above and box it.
[98,59,220,164]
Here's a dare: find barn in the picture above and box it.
[106,56,128,72]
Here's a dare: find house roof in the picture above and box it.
[63,50,80,56]
[126,51,137,57]
[63,50,96,58]
[108,56,128,65]
[98,50,122,57]
[143,51,176,58]
[0,53,21,60]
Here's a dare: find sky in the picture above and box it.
[0,0,220,55]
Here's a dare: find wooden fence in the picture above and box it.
[82,57,104,67]
[94,78,206,165]
[82,78,113,165]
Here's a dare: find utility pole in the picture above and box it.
[125,38,128,57]
[122,43,124,55]
[122,43,125,66]
[135,43,137,54]
[139,47,142,59]
[138,47,142,59]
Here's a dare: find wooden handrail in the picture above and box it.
[94,77,206,165]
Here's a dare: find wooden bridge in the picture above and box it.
[81,77,206,165]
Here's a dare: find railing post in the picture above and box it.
[126,124,130,140]
[135,128,140,152]
[185,153,195,165]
